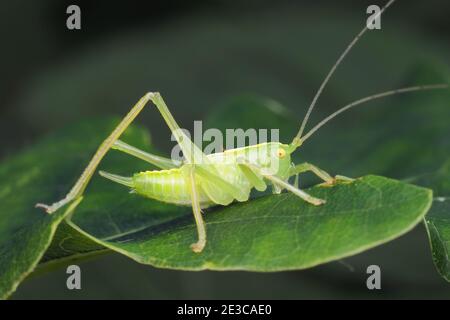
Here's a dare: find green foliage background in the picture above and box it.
[0,0,449,298]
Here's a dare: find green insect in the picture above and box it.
[36,0,447,253]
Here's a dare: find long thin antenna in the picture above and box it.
[299,84,449,143]
[293,0,397,145]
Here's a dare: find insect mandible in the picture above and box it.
[36,0,448,253]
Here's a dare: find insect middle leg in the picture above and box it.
[184,165,207,253]
[240,162,325,206]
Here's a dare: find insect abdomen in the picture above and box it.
[133,169,211,206]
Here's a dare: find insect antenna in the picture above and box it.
[292,0,397,147]
[299,84,449,143]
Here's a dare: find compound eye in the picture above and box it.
[277,148,286,159]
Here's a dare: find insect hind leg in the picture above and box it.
[112,140,180,169]
[36,93,155,214]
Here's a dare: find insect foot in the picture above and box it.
[320,175,354,187]
[321,177,337,187]
[311,198,326,206]
[335,175,355,183]
[35,203,53,214]
[191,240,206,253]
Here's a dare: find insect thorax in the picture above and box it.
[207,142,292,179]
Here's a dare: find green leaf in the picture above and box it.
[0,117,170,299]
[425,199,450,282]
[331,65,450,282]
[410,160,450,281]
[68,175,432,271]
[2,6,448,298]
[2,64,447,295]
[0,114,433,298]
[36,221,108,273]
[204,67,450,280]
[0,198,79,299]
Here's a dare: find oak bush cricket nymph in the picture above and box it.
[36,0,448,253]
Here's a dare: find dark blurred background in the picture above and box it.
[1,0,450,299]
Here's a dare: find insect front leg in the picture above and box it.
[36,93,156,214]
[184,165,207,253]
[289,162,335,185]
[266,174,325,205]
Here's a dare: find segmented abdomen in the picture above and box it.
[132,169,212,207]
[132,163,254,207]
